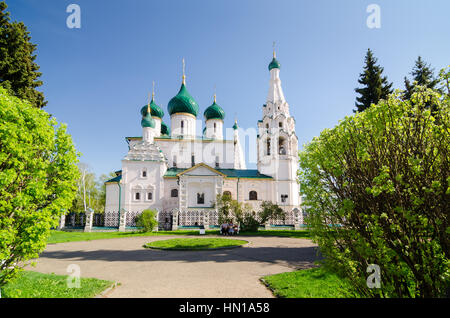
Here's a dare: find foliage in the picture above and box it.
[70,165,114,213]
[299,77,449,297]
[216,194,259,232]
[135,209,158,232]
[262,267,355,298]
[259,201,286,225]
[354,48,393,113]
[2,271,113,298]
[143,238,247,250]
[0,87,79,287]
[404,56,440,100]
[0,1,46,108]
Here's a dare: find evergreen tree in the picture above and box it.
[0,1,46,108]
[354,49,393,112]
[403,56,439,100]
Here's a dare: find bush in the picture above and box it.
[0,88,79,287]
[239,213,260,232]
[136,209,158,232]
[299,79,449,297]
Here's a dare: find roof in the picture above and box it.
[105,174,122,183]
[164,167,273,179]
[268,57,281,71]
[204,101,225,120]
[168,83,199,117]
[141,99,164,119]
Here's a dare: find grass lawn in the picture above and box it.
[261,267,355,298]
[47,229,310,244]
[143,238,248,250]
[1,271,114,298]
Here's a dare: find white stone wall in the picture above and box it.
[204,119,223,140]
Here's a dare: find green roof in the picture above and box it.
[141,112,155,128]
[204,100,225,120]
[168,83,199,117]
[232,121,238,130]
[105,174,122,183]
[161,121,170,135]
[164,167,272,179]
[268,57,281,71]
[141,99,164,118]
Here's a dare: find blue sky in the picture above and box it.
[7,0,450,177]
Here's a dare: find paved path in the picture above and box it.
[32,235,319,298]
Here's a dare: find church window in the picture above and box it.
[191,154,195,167]
[281,194,288,203]
[171,189,178,198]
[279,137,287,155]
[197,193,205,204]
[279,122,283,128]
[135,192,140,201]
[266,139,271,156]
[249,191,258,201]
[215,156,220,168]
[223,191,232,198]
[173,155,177,168]
[181,120,184,134]
[147,192,153,200]
[142,169,147,178]
[214,123,217,133]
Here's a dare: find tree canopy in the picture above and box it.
[0,1,46,108]
[354,49,393,113]
[0,87,79,287]
[299,71,449,297]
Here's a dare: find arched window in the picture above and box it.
[171,189,178,198]
[279,137,287,155]
[214,122,217,133]
[173,155,177,168]
[135,192,140,200]
[197,193,205,204]
[223,191,232,198]
[147,192,153,200]
[249,191,257,201]
[215,156,220,168]
[142,169,147,178]
[279,122,283,128]
[266,138,271,156]
[181,120,184,134]
[191,154,195,167]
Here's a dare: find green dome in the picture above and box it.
[141,112,155,128]
[204,100,225,121]
[268,57,281,71]
[141,99,164,119]
[168,83,199,117]
[232,121,238,130]
[161,121,170,135]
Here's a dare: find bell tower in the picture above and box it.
[257,49,300,209]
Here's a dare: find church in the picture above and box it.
[104,52,302,230]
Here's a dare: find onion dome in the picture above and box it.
[204,95,225,121]
[268,57,281,71]
[168,83,199,117]
[161,121,170,135]
[141,99,164,119]
[232,120,238,130]
[141,104,155,128]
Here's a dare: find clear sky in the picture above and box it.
[6,0,450,177]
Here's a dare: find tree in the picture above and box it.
[259,201,285,225]
[215,194,258,232]
[136,209,158,232]
[404,56,439,100]
[299,75,449,297]
[354,49,393,112]
[0,1,46,108]
[0,87,79,287]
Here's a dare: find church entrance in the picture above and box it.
[158,211,173,231]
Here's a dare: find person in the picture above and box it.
[220,223,227,235]
[228,224,234,235]
[233,224,239,235]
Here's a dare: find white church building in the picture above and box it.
[104,53,302,230]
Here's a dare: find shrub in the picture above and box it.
[299,77,449,297]
[136,209,158,232]
[0,87,79,287]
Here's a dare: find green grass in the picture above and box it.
[261,267,355,298]
[1,271,114,298]
[47,229,310,244]
[144,238,248,250]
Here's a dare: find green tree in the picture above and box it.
[299,75,449,297]
[136,209,158,232]
[0,1,46,108]
[0,87,79,287]
[404,56,439,100]
[354,49,393,112]
[259,201,285,225]
[215,194,258,232]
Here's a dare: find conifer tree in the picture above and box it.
[403,56,439,100]
[0,1,46,108]
[354,49,393,112]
